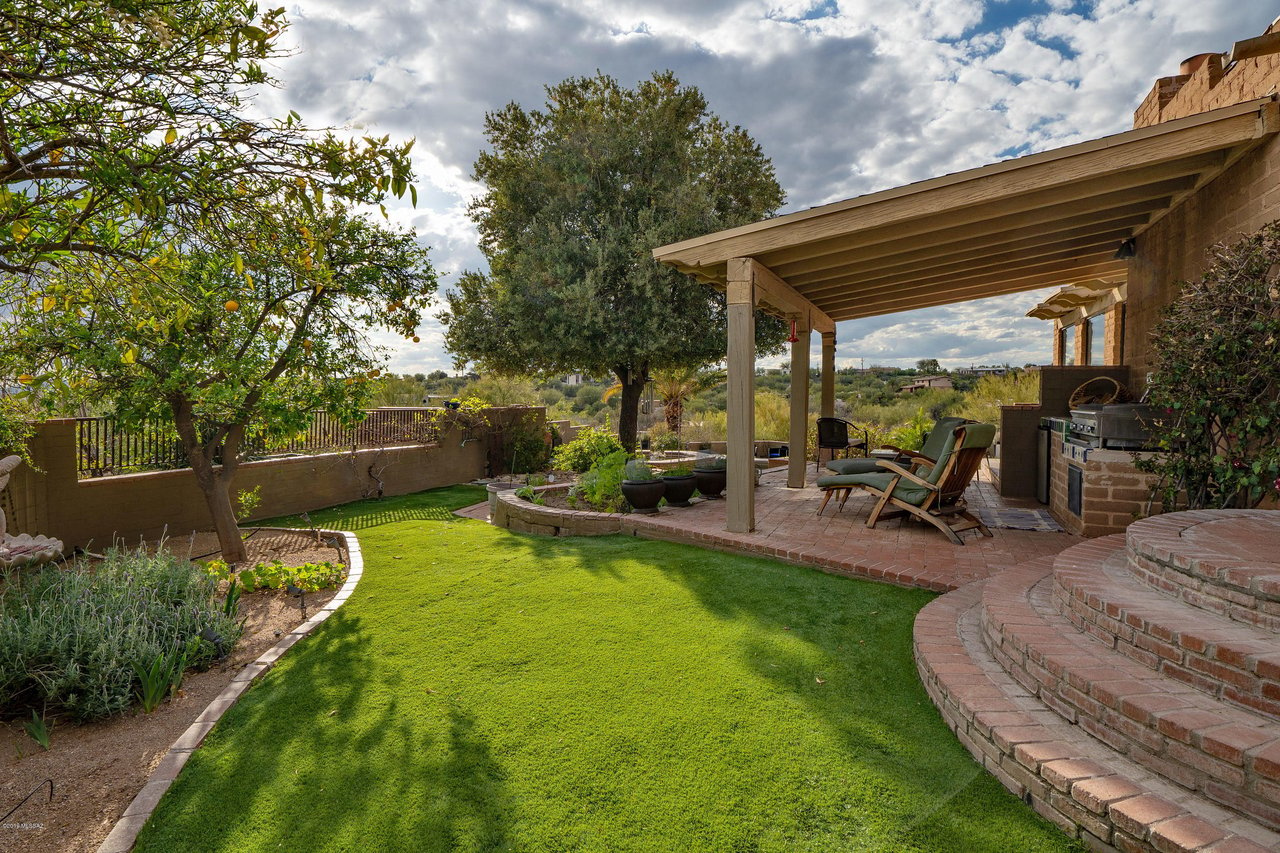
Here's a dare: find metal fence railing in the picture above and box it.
[75,408,443,479]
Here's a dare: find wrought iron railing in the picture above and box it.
[75,408,442,479]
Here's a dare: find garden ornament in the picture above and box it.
[0,454,64,568]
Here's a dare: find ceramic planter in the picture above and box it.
[621,479,665,513]
[662,474,697,507]
[692,467,726,499]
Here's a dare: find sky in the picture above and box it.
[260,0,1278,374]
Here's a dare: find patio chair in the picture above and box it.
[814,422,996,545]
[823,416,971,477]
[815,417,868,474]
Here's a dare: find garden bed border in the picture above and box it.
[95,528,364,853]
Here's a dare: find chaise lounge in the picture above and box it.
[815,422,996,545]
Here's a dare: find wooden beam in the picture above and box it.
[1227,33,1280,64]
[794,227,1133,294]
[811,249,1122,311]
[725,258,756,534]
[787,323,810,489]
[756,169,1205,272]
[820,332,835,420]
[745,258,835,333]
[821,263,1127,321]
[781,211,1147,285]
[653,100,1270,266]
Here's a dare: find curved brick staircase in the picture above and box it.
[916,510,1280,852]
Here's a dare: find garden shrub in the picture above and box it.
[0,548,241,722]
[503,420,550,474]
[551,424,624,472]
[571,450,627,512]
[885,407,933,452]
[1139,223,1280,510]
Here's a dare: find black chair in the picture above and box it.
[815,417,867,474]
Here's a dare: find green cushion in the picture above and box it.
[919,416,970,462]
[825,457,879,475]
[816,471,931,506]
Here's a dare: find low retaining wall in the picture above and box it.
[491,486,625,537]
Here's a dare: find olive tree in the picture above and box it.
[441,72,786,450]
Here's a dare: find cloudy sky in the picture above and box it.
[262,0,1277,374]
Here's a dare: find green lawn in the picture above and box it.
[135,486,1078,852]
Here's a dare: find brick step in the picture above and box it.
[1053,535,1280,718]
[982,558,1280,833]
[915,572,1279,852]
[1125,511,1280,632]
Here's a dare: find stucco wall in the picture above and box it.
[5,408,542,551]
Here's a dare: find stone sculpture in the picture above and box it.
[0,454,63,568]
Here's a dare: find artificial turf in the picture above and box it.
[134,486,1079,852]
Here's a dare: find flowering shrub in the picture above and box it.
[1138,223,1280,510]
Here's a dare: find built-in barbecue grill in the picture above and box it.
[1068,403,1157,450]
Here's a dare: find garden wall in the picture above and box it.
[6,408,543,552]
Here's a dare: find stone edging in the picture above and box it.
[95,528,364,853]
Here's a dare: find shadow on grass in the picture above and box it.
[137,594,515,852]
[140,486,1068,853]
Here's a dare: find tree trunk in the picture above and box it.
[665,397,683,433]
[172,399,248,563]
[615,366,647,452]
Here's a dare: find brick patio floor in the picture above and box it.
[464,465,1082,593]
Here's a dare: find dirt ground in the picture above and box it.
[0,530,343,853]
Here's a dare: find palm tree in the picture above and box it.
[606,366,726,434]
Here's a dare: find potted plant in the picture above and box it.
[662,464,697,507]
[693,455,727,499]
[621,459,665,513]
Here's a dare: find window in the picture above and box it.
[1061,325,1076,365]
[1084,313,1105,365]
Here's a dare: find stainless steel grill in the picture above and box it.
[1068,403,1157,450]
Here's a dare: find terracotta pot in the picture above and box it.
[622,479,665,513]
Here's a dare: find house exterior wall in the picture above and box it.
[1124,134,1280,381]
[1123,21,1280,382]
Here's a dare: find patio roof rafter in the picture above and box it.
[658,96,1280,534]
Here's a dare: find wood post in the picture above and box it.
[820,331,836,419]
[726,258,756,533]
[787,319,810,489]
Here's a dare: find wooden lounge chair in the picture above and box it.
[823,416,971,477]
[815,422,996,545]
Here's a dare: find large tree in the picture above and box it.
[2,205,436,562]
[0,0,413,274]
[441,72,786,449]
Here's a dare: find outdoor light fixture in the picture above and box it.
[1113,238,1136,259]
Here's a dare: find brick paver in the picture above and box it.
[626,468,1079,592]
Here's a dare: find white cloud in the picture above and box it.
[265,0,1276,374]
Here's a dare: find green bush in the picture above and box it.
[503,421,550,474]
[885,408,933,452]
[0,548,242,722]
[573,450,628,512]
[551,424,624,472]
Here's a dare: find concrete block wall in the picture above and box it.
[1134,27,1280,129]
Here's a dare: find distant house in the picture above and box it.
[899,375,954,393]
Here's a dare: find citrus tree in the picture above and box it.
[0,0,413,275]
[1139,222,1280,510]
[2,205,436,562]
[441,71,786,450]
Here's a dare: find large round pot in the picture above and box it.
[662,474,697,507]
[486,481,520,515]
[693,467,726,499]
[622,479,665,513]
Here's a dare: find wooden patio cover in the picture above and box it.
[653,95,1279,324]
[650,96,1278,533]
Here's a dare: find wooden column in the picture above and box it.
[726,258,756,533]
[820,331,836,419]
[787,319,810,489]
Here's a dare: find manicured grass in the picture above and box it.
[135,487,1078,852]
